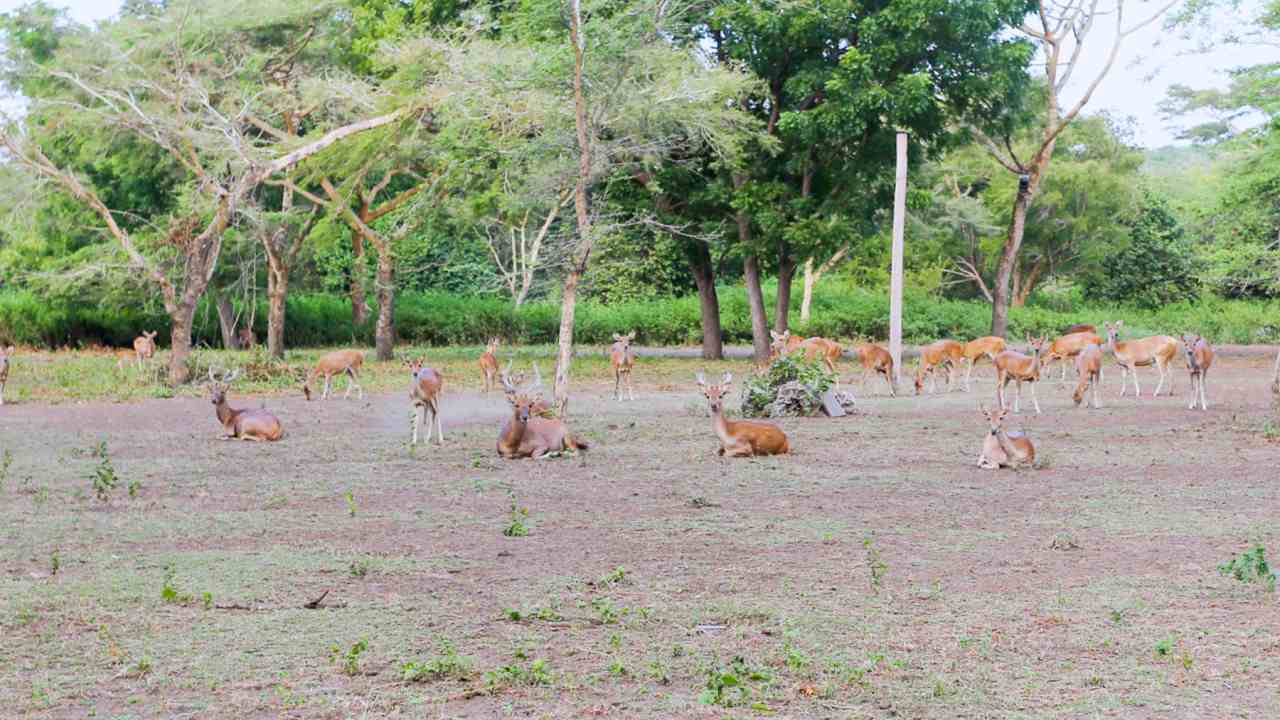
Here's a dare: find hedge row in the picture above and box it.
[2,287,1278,349]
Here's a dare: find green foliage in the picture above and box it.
[331,639,369,676]
[503,499,529,537]
[699,656,772,708]
[1084,193,1199,308]
[864,533,888,595]
[484,657,553,688]
[87,441,118,502]
[400,640,475,683]
[1218,545,1277,592]
[739,355,835,418]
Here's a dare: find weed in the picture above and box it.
[484,658,554,689]
[647,656,671,685]
[127,478,142,499]
[699,656,772,708]
[344,490,357,517]
[349,559,371,578]
[933,678,948,697]
[50,550,60,576]
[31,485,49,509]
[1218,545,1276,592]
[784,643,811,671]
[330,639,368,676]
[598,566,628,587]
[202,592,214,610]
[401,640,475,682]
[503,498,530,537]
[160,565,194,605]
[608,659,629,676]
[863,533,887,595]
[503,604,563,622]
[0,448,12,491]
[128,656,153,678]
[1154,637,1175,657]
[88,441,118,502]
[591,597,627,625]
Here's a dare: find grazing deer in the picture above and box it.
[1104,321,1178,398]
[207,369,283,441]
[914,340,963,394]
[977,404,1035,469]
[0,345,13,405]
[610,331,637,401]
[497,368,587,458]
[1072,342,1104,409]
[131,330,158,370]
[854,343,896,396]
[237,327,257,350]
[1043,330,1105,382]
[302,349,364,401]
[770,330,843,379]
[407,357,445,445]
[1181,333,1214,410]
[479,338,500,392]
[696,371,790,457]
[993,335,1047,414]
[961,336,1007,392]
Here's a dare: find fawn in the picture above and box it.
[208,369,283,441]
[977,405,1035,469]
[479,338,500,393]
[1181,333,1214,410]
[302,350,364,401]
[696,371,790,457]
[610,331,637,401]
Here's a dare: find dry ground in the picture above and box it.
[2,348,1279,719]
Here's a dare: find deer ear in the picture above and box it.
[627,330,636,340]
[695,371,707,387]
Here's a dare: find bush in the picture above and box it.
[740,356,836,418]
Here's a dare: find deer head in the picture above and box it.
[769,330,791,356]
[1025,335,1047,356]
[1181,333,1203,367]
[486,338,500,354]
[695,370,733,414]
[208,367,241,405]
[979,403,1009,436]
[612,331,635,350]
[1104,320,1123,345]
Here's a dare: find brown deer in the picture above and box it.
[1043,330,1105,382]
[993,335,1047,414]
[1063,323,1096,335]
[1181,333,1214,411]
[237,327,257,350]
[1072,342,1104,409]
[769,330,806,357]
[497,369,588,458]
[854,343,896,396]
[610,331,637,401]
[302,349,364,401]
[0,345,13,405]
[914,340,964,394]
[977,404,1035,469]
[696,371,790,457]
[131,330,158,370]
[407,357,445,445]
[207,369,283,441]
[961,336,1007,392]
[501,360,552,417]
[1104,321,1178,397]
[771,330,843,379]
[479,338,500,392]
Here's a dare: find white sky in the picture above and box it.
[2,0,1275,147]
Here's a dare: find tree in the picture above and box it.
[1083,192,1198,307]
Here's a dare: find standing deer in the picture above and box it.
[237,327,257,351]
[497,368,588,458]
[977,404,1035,469]
[1181,333,1214,411]
[1043,330,1105,382]
[610,331,637,401]
[961,336,1007,392]
[302,350,364,401]
[1072,342,1104,409]
[407,357,445,445]
[914,340,964,394]
[0,345,13,405]
[479,338,500,392]
[854,343,896,396]
[770,330,842,378]
[993,335,1047,414]
[1104,321,1178,398]
[696,371,790,457]
[207,368,283,441]
[131,330,158,371]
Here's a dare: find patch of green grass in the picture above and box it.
[1218,545,1276,592]
[401,640,475,683]
[331,639,369,676]
[87,441,119,502]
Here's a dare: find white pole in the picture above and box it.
[889,133,907,386]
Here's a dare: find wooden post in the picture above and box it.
[889,133,907,386]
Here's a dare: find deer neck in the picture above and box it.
[710,406,733,442]
[993,428,1025,461]
[215,399,238,428]
[502,412,528,446]
[1028,349,1041,377]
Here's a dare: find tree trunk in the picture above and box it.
[774,244,795,333]
[687,242,722,360]
[267,266,288,360]
[990,184,1033,337]
[554,269,581,416]
[213,289,240,350]
[743,254,771,364]
[1013,257,1046,308]
[800,258,817,322]
[374,252,395,361]
[167,300,197,386]
[350,232,370,326]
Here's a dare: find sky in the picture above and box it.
[1,0,1274,148]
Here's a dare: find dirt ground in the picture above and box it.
[2,350,1279,719]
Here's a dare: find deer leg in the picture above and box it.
[627,370,636,401]
[412,405,423,444]
[884,369,896,397]
[1031,380,1041,414]
[322,376,332,400]
[1152,363,1165,398]
[343,369,354,399]
[434,401,445,444]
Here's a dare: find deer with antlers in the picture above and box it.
[1104,321,1177,398]
[914,340,964,395]
[501,360,552,417]
[1181,333,1214,411]
[479,338,500,393]
[961,336,1006,392]
[1072,342,1104,409]
[407,357,445,445]
[610,331,637,401]
[1043,330,1104,383]
[696,371,790,457]
[0,345,13,405]
[771,330,843,381]
[993,335,1047,414]
[207,369,283,441]
[498,365,588,458]
[302,349,364,401]
[854,343,896,396]
[977,404,1035,469]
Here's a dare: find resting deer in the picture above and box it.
[962,336,1007,392]
[302,349,364,401]
[610,331,637,401]
[1063,323,1096,335]
[977,404,1034,469]
[237,327,257,350]
[501,360,552,416]
[854,343,896,396]
[1072,342,1103,409]
[770,330,843,380]
[207,369,283,441]
[993,335,1047,414]
[407,357,444,445]
[497,369,588,458]
[914,340,963,394]
[1104,321,1177,398]
[1043,330,1104,383]
[696,371,790,457]
[131,330,158,370]
[479,338,500,392]
[0,345,13,405]
[1181,333,1214,410]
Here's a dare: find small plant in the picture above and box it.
[88,441,118,502]
[1154,637,1175,657]
[160,565,194,605]
[484,658,554,689]
[331,639,368,676]
[863,533,888,595]
[503,498,530,537]
[349,559,371,578]
[128,656,153,678]
[401,640,475,682]
[699,656,771,708]
[1218,545,1277,592]
[598,566,628,587]
[127,478,142,499]
[344,490,357,517]
[50,550,60,576]
[0,448,12,491]
[202,592,214,610]
[591,597,627,625]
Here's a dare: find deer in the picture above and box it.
[207,368,283,441]
[1043,330,1105,383]
[1104,321,1178,398]
[961,336,1007,392]
[771,330,843,381]
[302,349,364,401]
[854,343,896,396]
[0,345,13,405]
[501,360,552,417]
[1071,342,1104,409]
[478,338,500,392]
[977,404,1035,469]
[407,357,445,445]
[497,368,588,458]
[1063,323,1096,335]
[914,339,964,394]
[130,330,158,370]
[1181,333,1214,411]
[610,331,637,401]
[696,371,790,457]
[237,327,257,351]
[993,335,1047,414]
